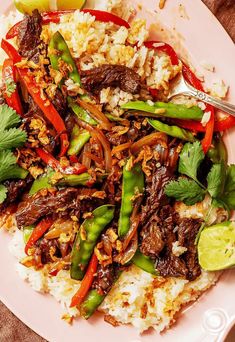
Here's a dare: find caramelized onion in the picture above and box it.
[131,132,167,155]
[45,219,74,239]
[119,232,138,265]
[77,98,112,131]
[82,143,92,169]
[111,142,132,155]
[76,119,112,172]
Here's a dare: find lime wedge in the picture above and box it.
[14,0,85,14]
[198,221,235,271]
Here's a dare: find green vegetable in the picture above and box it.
[216,165,235,210]
[29,169,55,196]
[80,289,105,319]
[148,119,196,142]
[0,150,28,183]
[70,204,115,280]
[207,134,227,164]
[121,101,203,121]
[131,250,158,275]
[0,104,27,150]
[68,126,91,156]
[198,221,235,271]
[14,0,85,14]
[118,161,144,238]
[23,226,34,243]
[207,163,226,198]
[165,178,206,206]
[68,97,97,126]
[57,173,91,186]
[178,141,204,185]
[105,113,128,124]
[0,184,8,204]
[49,31,81,85]
[4,78,16,98]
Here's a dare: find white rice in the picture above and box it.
[0,0,224,333]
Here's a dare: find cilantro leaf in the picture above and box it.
[207,163,226,198]
[178,141,204,182]
[165,178,206,206]
[217,164,235,210]
[0,104,21,130]
[0,128,27,150]
[224,165,235,193]
[5,78,16,98]
[0,150,28,183]
[0,184,7,204]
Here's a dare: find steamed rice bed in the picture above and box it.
[0,0,221,333]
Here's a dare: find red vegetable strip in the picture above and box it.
[25,217,54,255]
[6,10,74,39]
[176,115,235,133]
[144,41,179,65]
[81,9,130,28]
[2,58,23,116]
[70,253,98,308]
[36,148,87,175]
[1,39,69,156]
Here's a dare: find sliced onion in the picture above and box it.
[119,232,138,265]
[76,119,112,172]
[77,98,112,131]
[131,132,167,155]
[111,142,132,155]
[82,143,92,169]
[45,219,74,239]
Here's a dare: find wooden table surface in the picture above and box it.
[0,1,234,341]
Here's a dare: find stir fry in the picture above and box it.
[0,8,235,322]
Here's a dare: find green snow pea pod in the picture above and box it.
[80,289,105,319]
[68,126,91,156]
[118,160,144,238]
[148,118,196,142]
[131,249,158,275]
[207,133,228,164]
[68,97,97,126]
[121,101,203,121]
[57,173,92,187]
[49,31,81,85]
[29,169,55,195]
[23,225,34,243]
[70,204,115,280]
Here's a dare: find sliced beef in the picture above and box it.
[140,166,173,224]
[92,264,116,295]
[156,252,188,278]
[18,9,42,61]
[51,89,67,116]
[16,188,80,227]
[34,238,60,264]
[177,218,202,281]
[140,215,165,257]
[81,64,141,94]
[106,131,127,146]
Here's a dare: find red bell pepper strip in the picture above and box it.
[1,39,69,156]
[176,115,235,132]
[70,253,98,308]
[81,9,130,28]
[6,10,75,39]
[25,217,54,255]
[2,58,23,116]
[144,41,179,66]
[36,148,87,175]
[182,63,214,153]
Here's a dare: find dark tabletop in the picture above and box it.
[0,1,234,341]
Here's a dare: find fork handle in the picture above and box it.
[184,86,235,117]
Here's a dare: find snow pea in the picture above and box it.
[23,225,34,243]
[118,160,144,238]
[68,97,97,126]
[131,249,158,275]
[70,204,115,280]
[57,173,91,187]
[207,133,228,164]
[121,101,203,121]
[68,126,91,156]
[49,31,81,85]
[80,289,105,319]
[29,169,55,195]
[148,118,196,142]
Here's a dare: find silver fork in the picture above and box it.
[168,73,235,116]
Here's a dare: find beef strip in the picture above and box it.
[92,264,116,295]
[18,9,42,61]
[16,188,80,227]
[81,64,141,94]
[51,89,67,116]
[34,238,60,264]
[177,218,202,280]
[140,215,165,257]
[0,177,33,213]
